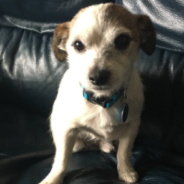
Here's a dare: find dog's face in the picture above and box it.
[53,3,156,96]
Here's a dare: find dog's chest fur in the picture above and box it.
[79,99,126,140]
[52,68,143,140]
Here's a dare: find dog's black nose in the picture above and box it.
[89,70,110,85]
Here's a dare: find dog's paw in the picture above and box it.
[39,174,63,184]
[99,140,115,153]
[119,171,138,184]
[39,179,62,184]
[73,139,85,152]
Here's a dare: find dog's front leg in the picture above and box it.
[39,127,78,184]
[117,122,139,184]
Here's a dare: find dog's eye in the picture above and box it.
[74,41,85,51]
[114,34,131,50]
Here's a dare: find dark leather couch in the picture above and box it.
[1,0,184,184]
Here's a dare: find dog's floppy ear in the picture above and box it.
[136,15,156,55]
[52,22,70,61]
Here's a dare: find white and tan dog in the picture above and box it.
[40,3,155,184]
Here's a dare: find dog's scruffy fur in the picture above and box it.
[40,3,155,184]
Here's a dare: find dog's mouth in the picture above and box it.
[91,85,116,97]
[92,86,110,91]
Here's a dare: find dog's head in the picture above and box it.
[52,3,156,96]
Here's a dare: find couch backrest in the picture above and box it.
[0,0,114,22]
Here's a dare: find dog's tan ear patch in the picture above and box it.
[136,15,156,55]
[52,22,70,62]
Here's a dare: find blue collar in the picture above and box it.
[82,86,125,108]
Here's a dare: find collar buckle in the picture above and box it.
[82,86,125,108]
[92,96,108,108]
[83,89,108,108]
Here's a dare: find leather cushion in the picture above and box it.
[15,148,184,184]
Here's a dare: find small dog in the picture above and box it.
[40,3,155,184]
